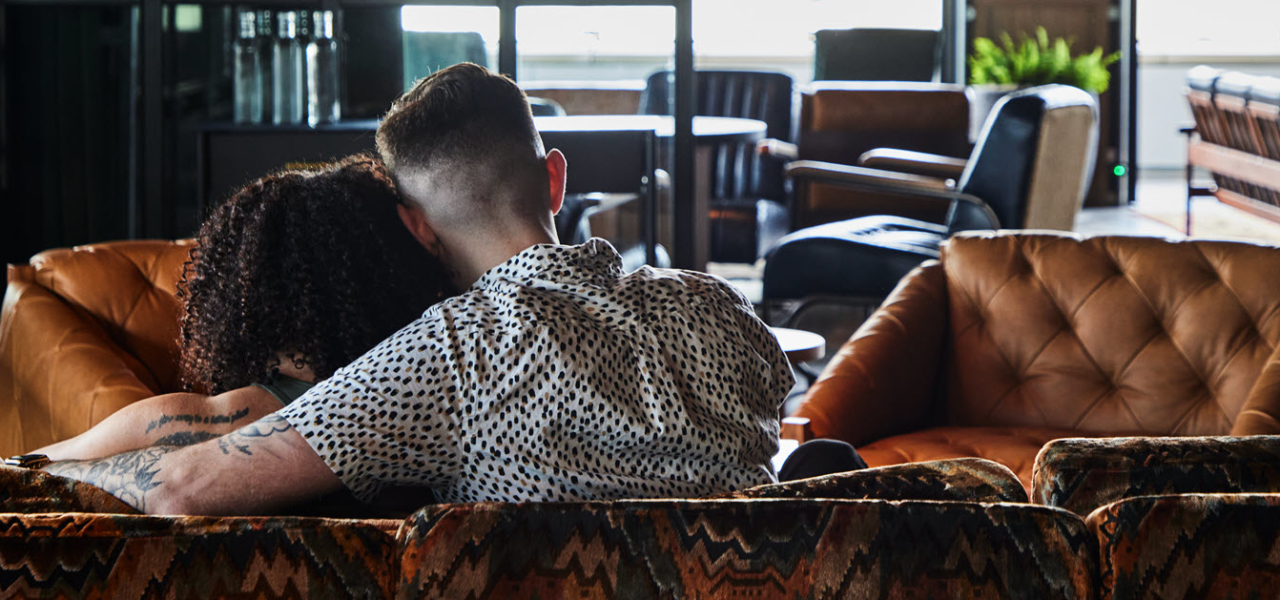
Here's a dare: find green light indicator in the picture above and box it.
[1113,165,1127,177]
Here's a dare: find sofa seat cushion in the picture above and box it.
[1033,435,1280,516]
[717,457,1027,503]
[1088,493,1280,600]
[0,513,398,599]
[856,426,1085,492]
[397,499,1095,600]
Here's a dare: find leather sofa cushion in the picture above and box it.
[0,512,399,598]
[398,499,1095,599]
[1033,436,1280,517]
[1,240,193,455]
[1088,493,1280,600]
[24,240,194,393]
[855,425,1084,494]
[715,457,1026,503]
[942,233,1280,437]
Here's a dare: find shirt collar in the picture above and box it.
[471,238,625,291]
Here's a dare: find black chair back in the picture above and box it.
[813,29,940,82]
[956,90,1049,232]
[538,128,657,265]
[638,70,793,201]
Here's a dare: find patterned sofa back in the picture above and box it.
[0,239,193,455]
[941,232,1280,436]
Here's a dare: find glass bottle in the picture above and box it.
[272,11,304,125]
[232,11,263,124]
[307,11,340,127]
[256,10,275,124]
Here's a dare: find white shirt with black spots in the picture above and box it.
[279,239,795,504]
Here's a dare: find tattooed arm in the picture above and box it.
[42,413,342,515]
[34,387,287,461]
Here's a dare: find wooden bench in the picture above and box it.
[1184,67,1280,234]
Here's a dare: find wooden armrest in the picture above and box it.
[757,138,798,161]
[781,417,813,443]
[857,149,968,180]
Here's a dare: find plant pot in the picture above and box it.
[967,83,1021,141]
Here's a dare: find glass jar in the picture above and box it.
[307,10,340,126]
[272,11,305,125]
[232,11,263,124]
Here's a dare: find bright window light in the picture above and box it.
[1138,0,1280,56]
[401,6,499,42]
[693,0,942,57]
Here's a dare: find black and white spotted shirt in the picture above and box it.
[279,239,794,504]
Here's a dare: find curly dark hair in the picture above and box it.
[178,154,454,394]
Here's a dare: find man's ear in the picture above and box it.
[397,203,440,253]
[545,148,566,216]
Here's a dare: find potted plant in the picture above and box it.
[967,27,1120,133]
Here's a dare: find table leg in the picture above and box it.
[692,145,713,272]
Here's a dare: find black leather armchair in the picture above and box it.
[640,69,794,263]
[763,85,1099,324]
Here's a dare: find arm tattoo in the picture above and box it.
[43,446,180,512]
[217,414,293,457]
[144,407,251,434]
[153,431,221,447]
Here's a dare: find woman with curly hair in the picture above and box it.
[35,154,454,460]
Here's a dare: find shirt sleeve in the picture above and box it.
[277,316,462,503]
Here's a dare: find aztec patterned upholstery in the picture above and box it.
[0,462,1094,599]
[1089,493,1280,600]
[716,457,1028,503]
[795,232,1280,491]
[0,466,137,515]
[397,500,1096,600]
[0,240,195,456]
[0,513,400,599]
[1032,436,1280,516]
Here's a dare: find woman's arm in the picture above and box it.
[34,387,285,461]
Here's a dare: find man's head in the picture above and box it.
[376,64,564,247]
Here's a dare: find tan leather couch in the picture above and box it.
[794,231,1280,490]
[0,240,194,456]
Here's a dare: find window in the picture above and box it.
[1138,0,1280,57]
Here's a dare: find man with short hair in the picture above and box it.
[35,63,793,514]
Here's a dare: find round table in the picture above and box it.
[533,114,767,143]
[770,327,826,364]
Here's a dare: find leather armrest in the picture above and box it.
[791,261,949,447]
[1231,340,1280,435]
[757,138,798,162]
[785,160,953,196]
[0,274,159,456]
[857,149,968,180]
[785,160,999,231]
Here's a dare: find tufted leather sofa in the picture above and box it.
[793,231,1280,491]
[0,240,195,456]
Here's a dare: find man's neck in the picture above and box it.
[445,228,559,289]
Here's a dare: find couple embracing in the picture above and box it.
[20,64,816,515]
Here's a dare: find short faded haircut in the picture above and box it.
[375,63,548,230]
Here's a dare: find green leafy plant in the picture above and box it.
[969,27,1121,94]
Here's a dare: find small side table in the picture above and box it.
[770,327,826,364]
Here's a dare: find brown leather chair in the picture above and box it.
[0,240,193,456]
[761,82,973,230]
[792,231,1280,491]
